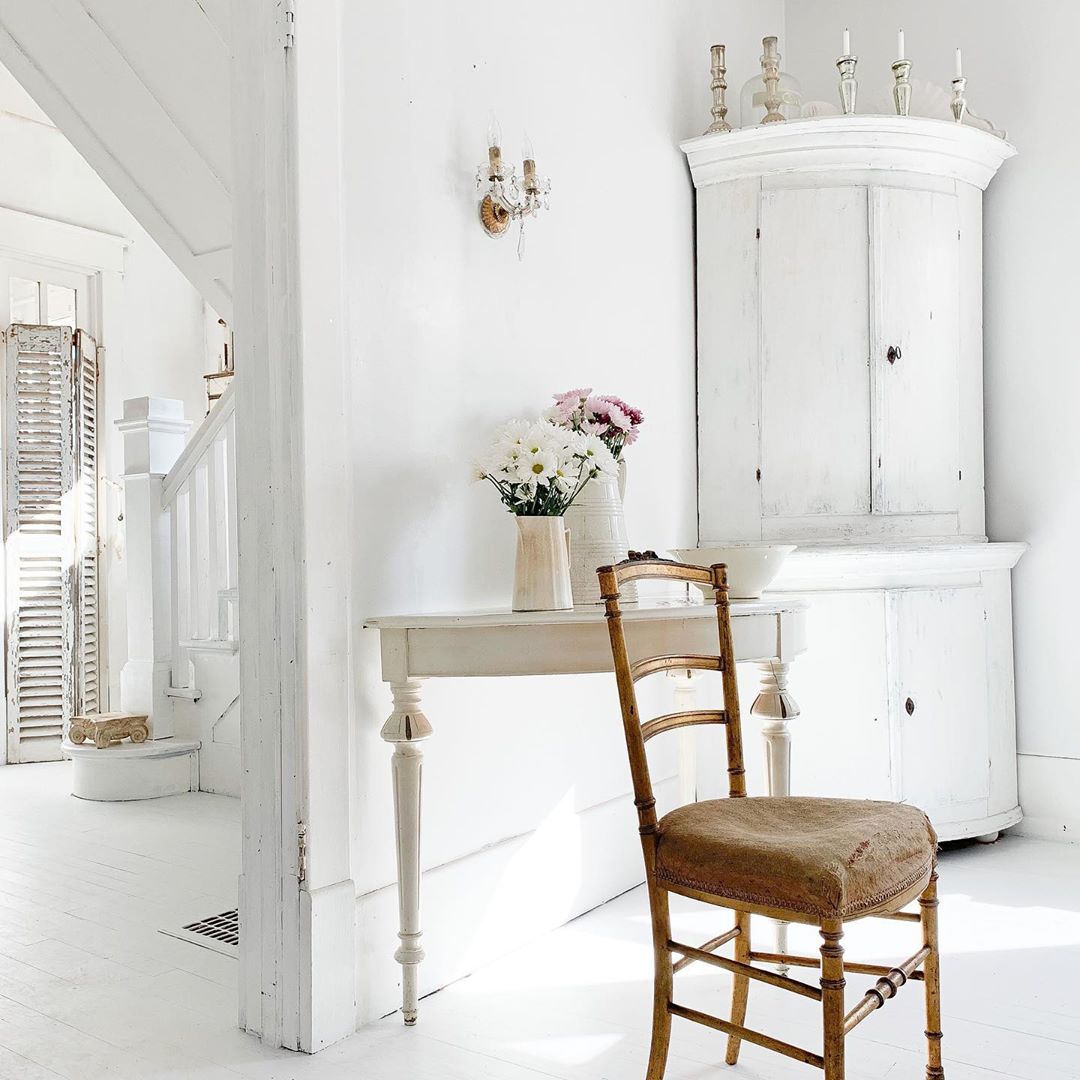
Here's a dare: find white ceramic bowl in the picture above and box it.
[668,544,797,599]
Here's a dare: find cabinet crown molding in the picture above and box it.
[681,116,1016,190]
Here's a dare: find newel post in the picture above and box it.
[114,398,191,737]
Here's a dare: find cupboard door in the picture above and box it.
[890,587,989,824]
[872,189,960,515]
[760,187,870,520]
[785,592,894,801]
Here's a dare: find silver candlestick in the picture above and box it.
[836,53,858,115]
[705,43,732,134]
[760,36,785,124]
[951,76,968,123]
[891,58,912,116]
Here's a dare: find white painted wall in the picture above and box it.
[341,0,785,1021]
[785,0,1079,840]
[0,68,208,718]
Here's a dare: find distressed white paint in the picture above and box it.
[784,0,1080,859]
[759,185,870,520]
[688,119,1012,544]
[365,598,807,1023]
[871,187,960,515]
[766,541,1025,840]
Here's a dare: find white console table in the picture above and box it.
[364,598,808,1024]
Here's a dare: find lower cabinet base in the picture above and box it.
[935,804,1022,844]
[764,541,1026,843]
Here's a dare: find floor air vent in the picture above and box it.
[160,908,239,958]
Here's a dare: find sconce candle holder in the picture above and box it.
[476,125,550,258]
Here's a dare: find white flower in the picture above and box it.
[517,449,558,486]
[577,433,617,477]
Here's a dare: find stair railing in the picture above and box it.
[161,383,237,696]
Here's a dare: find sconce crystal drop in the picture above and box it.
[476,125,550,259]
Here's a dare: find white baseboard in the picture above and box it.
[1013,754,1080,842]
[353,778,674,1026]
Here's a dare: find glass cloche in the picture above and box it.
[739,38,803,125]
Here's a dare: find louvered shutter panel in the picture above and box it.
[74,331,100,717]
[5,326,75,763]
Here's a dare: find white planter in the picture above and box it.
[564,460,633,606]
[512,516,573,612]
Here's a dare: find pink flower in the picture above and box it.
[553,387,591,406]
[548,398,578,423]
[602,400,632,432]
[581,419,608,436]
[583,395,610,420]
[600,395,644,428]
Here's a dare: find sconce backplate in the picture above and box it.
[479,195,512,238]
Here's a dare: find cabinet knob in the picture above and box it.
[887,345,902,365]
[905,696,915,716]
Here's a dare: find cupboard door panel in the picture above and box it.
[872,188,960,515]
[760,187,870,519]
[785,591,894,801]
[891,587,989,822]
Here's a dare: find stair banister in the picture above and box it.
[161,385,238,696]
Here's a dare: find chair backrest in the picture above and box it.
[597,555,746,842]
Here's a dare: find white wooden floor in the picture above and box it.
[0,763,1077,1079]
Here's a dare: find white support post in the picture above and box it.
[114,398,191,737]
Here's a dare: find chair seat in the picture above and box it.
[655,796,937,920]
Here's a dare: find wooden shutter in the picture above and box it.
[74,331,100,717]
[5,326,75,763]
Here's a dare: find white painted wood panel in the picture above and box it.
[4,327,75,763]
[872,187,961,516]
[759,186,870,520]
[696,179,760,541]
[784,591,894,801]
[890,586,990,823]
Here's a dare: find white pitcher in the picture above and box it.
[564,460,632,606]
[512,516,573,612]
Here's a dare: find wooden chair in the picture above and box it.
[597,556,944,1080]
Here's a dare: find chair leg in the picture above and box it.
[820,918,846,1080]
[920,872,945,1079]
[645,882,673,1080]
[725,910,751,1065]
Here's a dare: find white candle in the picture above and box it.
[897,28,905,60]
[843,28,851,55]
[955,47,963,79]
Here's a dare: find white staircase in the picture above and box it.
[74,387,240,801]
[161,384,240,796]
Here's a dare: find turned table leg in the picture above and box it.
[380,679,433,1025]
[751,659,801,969]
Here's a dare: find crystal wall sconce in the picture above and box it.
[476,118,550,258]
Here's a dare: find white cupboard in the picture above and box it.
[682,118,1024,840]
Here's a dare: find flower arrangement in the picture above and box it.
[548,388,645,459]
[477,418,618,516]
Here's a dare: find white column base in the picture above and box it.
[119,659,175,737]
[64,737,200,800]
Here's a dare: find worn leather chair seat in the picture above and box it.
[655,796,937,920]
